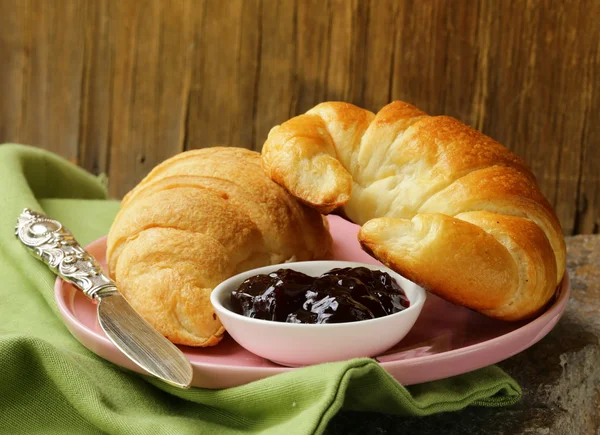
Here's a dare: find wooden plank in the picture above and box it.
[390,0,488,126]
[361,0,399,112]
[10,0,85,161]
[108,0,157,197]
[78,0,111,176]
[440,0,487,126]
[0,0,29,143]
[478,0,596,235]
[390,0,449,114]
[574,1,600,234]
[542,0,598,235]
[253,0,296,149]
[0,0,597,234]
[293,0,331,114]
[323,0,355,103]
[154,0,195,151]
[108,0,195,198]
[185,0,259,151]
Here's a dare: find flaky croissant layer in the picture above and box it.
[107,147,332,346]
[262,101,566,321]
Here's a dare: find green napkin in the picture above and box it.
[0,144,521,435]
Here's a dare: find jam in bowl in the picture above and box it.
[210,261,427,367]
[230,267,411,324]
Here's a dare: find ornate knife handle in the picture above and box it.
[15,208,117,299]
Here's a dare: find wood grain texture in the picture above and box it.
[108,0,195,195]
[185,0,260,150]
[0,0,85,162]
[253,0,296,150]
[0,0,28,144]
[0,0,598,234]
[79,0,111,175]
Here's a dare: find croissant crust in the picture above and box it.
[107,147,332,346]
[261,101,566,321]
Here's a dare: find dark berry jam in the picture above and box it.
[230,267,410,324]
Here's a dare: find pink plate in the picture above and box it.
[55,215,570,389]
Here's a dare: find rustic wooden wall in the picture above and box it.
[0,0,598,235]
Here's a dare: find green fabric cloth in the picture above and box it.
[0,144,522,435]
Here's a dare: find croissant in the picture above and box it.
[261,101,566,321]
[107,147,332,346]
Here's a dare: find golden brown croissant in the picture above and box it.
[262,101,566,321]
[107,147,332,346]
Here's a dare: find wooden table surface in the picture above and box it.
[0,0,598,236]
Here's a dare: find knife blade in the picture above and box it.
[15,208,193,388]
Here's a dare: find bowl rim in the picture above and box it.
[210,260,427,329]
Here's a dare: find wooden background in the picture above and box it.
[0,0,598,235]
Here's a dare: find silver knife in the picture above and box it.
[15,208,193,389]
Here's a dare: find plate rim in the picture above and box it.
[55,233,570,385]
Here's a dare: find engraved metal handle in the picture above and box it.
[15,208,117,299]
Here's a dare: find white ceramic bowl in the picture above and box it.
[210,261,427,367]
